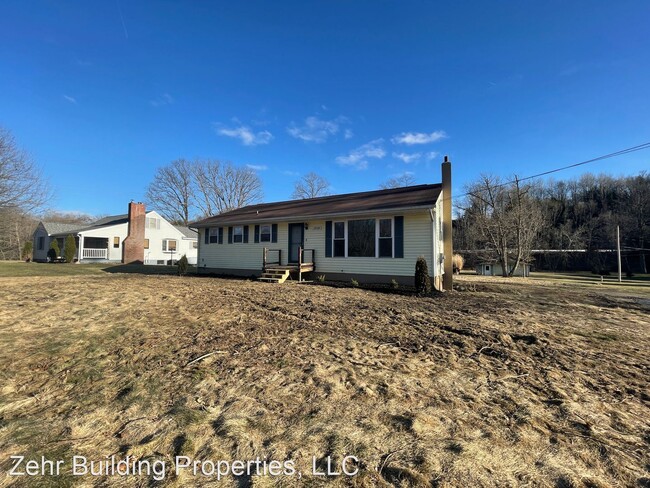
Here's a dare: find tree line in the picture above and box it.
[454,172,650,275]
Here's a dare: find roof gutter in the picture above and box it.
[190,204,438,228]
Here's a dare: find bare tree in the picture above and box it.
[40,210,95,224]
[0,207,38,260]
[145,159,194,225]
[0,127,49,260]
[192,159,263,216]
[379,173,416,189]
[292,172,331,199]
[0,127,50,212]
[461,175,543,277]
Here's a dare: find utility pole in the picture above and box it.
[616,225,622,283]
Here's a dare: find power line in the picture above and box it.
[449,141,650,202]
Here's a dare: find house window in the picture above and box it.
[37,236,44,250]
[260,224,271,242]
[333,221,345,257]
[209,227,219,243]
[378,218,393,258]
[347,219,375,257]
[146,217,160,229]
[144,239,149,249]
[163,239,177,252]
[113,236,120,248]
[192,241,198,249]
[233,226,243,243]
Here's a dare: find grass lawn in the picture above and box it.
[0,261,193,278]
[0,270,648,486]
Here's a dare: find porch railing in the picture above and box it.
[298,247,315,281]
[82,248,108,259]
[300,248,315,266]
[263,248,282,270]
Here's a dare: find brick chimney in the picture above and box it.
[442,157,453,291]
[122,201,146,264]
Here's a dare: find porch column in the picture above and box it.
[78,234,84,263]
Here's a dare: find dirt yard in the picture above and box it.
[0,268,649,487]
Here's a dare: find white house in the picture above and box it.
[191,160,453,290]
[32,204,197,265]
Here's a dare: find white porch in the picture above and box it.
[82,248,108,259]
[78,235,113,261]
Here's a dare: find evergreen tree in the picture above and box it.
[63,234,76,263]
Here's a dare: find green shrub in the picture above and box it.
[391,278,400,290]
[414,255,431,295]
[350,278,359,288]
[177,254,189,276]
[49,239,60,255]
[63,234,76,263]
[317,274,326,283]
[47,241,58,262]
[22,241,33,261]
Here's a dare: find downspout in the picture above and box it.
[442,156,453,291]
[429,208,439,290]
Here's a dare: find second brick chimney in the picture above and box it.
[122,201,146,264]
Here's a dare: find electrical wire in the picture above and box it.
[448,141,650,203]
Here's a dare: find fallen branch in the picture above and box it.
[185,351,227,367]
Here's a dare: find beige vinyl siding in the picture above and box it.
[197,210,436,278]
[305,210,434,278]
[198,223,289,271]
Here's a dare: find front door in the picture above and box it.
[288,223,304,263]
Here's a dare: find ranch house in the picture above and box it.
[191,159,453,290]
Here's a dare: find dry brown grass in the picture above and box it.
[0,272,649,487]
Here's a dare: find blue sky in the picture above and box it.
[1,1,649,216]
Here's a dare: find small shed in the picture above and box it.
[476,262,531,277]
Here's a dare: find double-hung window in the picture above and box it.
[233,226,243,243]
[333,221,345,257]
[378,218,393,258]
[209,227,219,243]
[260,224,271,243]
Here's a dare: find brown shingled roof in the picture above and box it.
[191,183,442,227]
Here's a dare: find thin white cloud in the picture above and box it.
[336,139,386,170]
[282,170,300,177]
[425,151,439,161]
[393,152,421,164]
[344,128,354,140]
[391,130,447,145]
[287,116,345,143]
[63,95,77,104]
[215,123,273,146]
[150,93,174,107]
[246,164,268,171]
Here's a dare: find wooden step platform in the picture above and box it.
[259,268,291,284]
[258,263,315,283]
